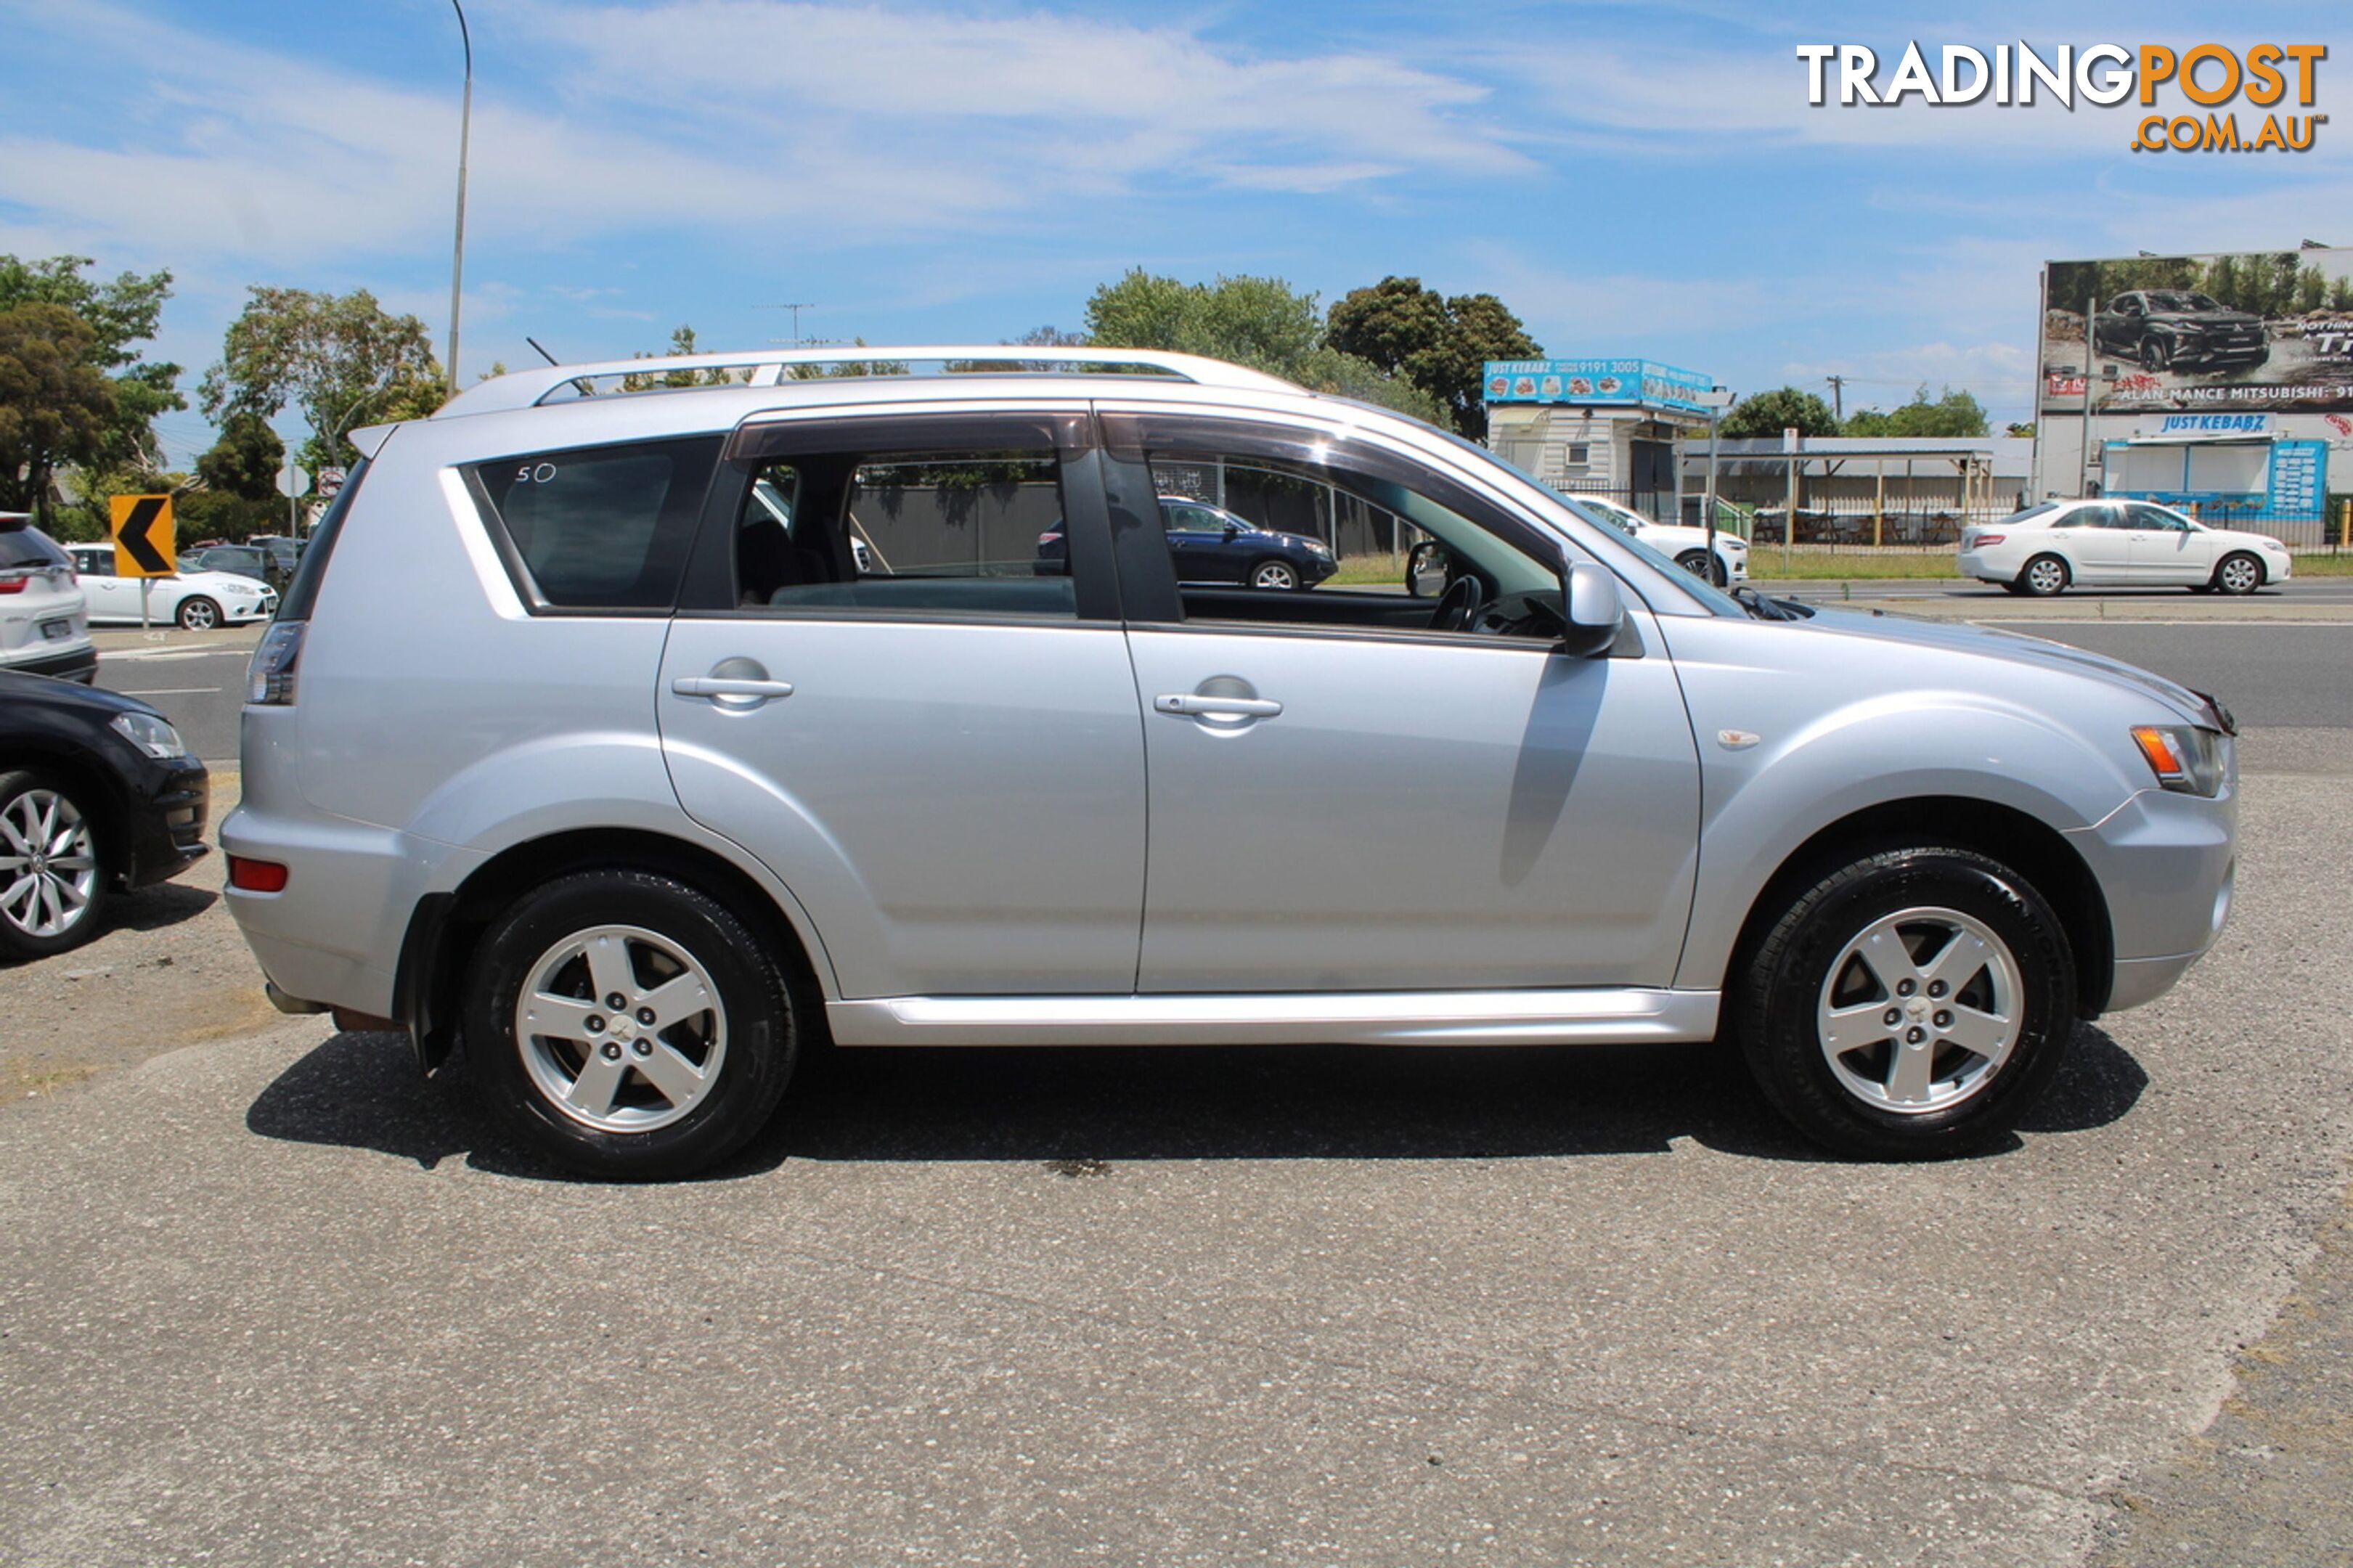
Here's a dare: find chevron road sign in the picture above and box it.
[109,494,176,578]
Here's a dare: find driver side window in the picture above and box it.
[1103,412,1567,642]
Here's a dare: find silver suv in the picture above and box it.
[222,348,2238,1177]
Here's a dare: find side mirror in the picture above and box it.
[1406,539,1451,597]
[1559,562,1623,658]
[1222,521,1241,539]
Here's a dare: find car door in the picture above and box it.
[68,549,132,621]
[1162,502,1241,584]
[2060,504,2134,584]
[2122,503,2211,584]
[1098,406,1700,994]
[657,407,1147,1000]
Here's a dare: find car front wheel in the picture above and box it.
[1249,559,1301,591]
[175,596,221,632]
[464,870,800,1178]
[1733,846,2075,1159]
[0,770,109,960]
[2212,552,2264,595]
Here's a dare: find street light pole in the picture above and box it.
[446,0,473,395]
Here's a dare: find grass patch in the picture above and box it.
[2288,552,2353,576]
[1322,558,1411,588]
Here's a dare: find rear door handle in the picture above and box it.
[672,676,796,701]
[1154,693,1282,719]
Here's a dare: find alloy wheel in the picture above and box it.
[513,923,728,1132]
[2217,555,2261,594]
[1252,561,1298,590]
[1816,906,2022,1114]
[0,788,99,941]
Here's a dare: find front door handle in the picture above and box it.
[1154,693,1282,719]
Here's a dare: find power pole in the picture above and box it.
[1825,375,1846,424]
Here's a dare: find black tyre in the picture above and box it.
[1674,549,1729,587]
[463,870,800,1179]
[2140,338,2171,373]
[1249,558,1302,592]
[2018,554,2070,597]
[2212,552,2263,596]
[1733,846,2076,1159]
[174,595,221,632]
[0,769,110,960]
[1998,579,2029,596]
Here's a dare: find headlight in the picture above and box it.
[1307,541,1333,558]
[2130,724,2229,797]
[110,711,189,760]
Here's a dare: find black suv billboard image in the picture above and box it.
[2092,290,2270,372]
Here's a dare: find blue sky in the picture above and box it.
[1,0,2345,462]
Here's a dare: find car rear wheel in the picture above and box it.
[2018,554,2070,596]
[174,596,221,632]
[1249,559,1301,591]
[0,770,109,960]
[464,870,800,1179]
[1733,846,2074,1159]
[2212,552,2264,595]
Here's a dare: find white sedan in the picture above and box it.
[1958,499,2294,596]
[64,545,280,629]
[1570,496,1748,584]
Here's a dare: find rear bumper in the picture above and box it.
[7,643,98,683]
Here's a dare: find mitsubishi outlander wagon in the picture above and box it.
[221,348,2238,1178]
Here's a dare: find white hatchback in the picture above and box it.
[1958,499,2294,596]
[63,544,279,629]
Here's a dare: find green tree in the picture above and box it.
[0,303,118,521]
[1083,269,1443,423]
[1325,276,1542,438]
[195,412,285,502]
[1720,386,1840,440]
[0,254,182,473]
[200,286,441,476]
[1843,385,1989,438]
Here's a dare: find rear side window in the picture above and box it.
[0,526,68,571]
[468,436,722,610]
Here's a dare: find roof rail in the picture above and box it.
[433,346,1302,419]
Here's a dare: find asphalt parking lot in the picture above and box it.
[7,598,2353,1565]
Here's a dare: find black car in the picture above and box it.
[0,672,210,958]
[189,544,289,590]
[2092,290,2270,373]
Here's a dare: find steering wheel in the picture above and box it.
[1430,572,1484,633]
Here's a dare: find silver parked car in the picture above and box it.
[221,348,2238,1177]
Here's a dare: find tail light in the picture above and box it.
[1037,531,1064,547]
[1973,533,2005,547]
[0,573,25,595]
[245,621,305,705]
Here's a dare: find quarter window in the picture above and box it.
[468,436,720,610]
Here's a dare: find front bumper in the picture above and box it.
[2065,782,2237,1013]
[123,756,211,887]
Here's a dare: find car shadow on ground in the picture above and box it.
[245,1023,2148,1183]
[107,881,219,934]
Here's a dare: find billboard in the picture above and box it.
[2039,248,2353,416]
[1483,359,1713,415]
